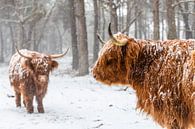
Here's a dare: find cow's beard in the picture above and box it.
[35,75,49,88]
[34,75,49,96]
[37,75,48,84]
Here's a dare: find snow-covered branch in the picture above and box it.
[172,0,195,8]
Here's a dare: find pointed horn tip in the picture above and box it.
[50,48,69,59]
[108,22,111,28]
[108,23,112,37]
[15,46,19,52]
[96,33,101,39]
[65,48,69,54]
[108,23,128,46]
[96,33,106,44]
[15,47,32,59]
[61,48,69,56]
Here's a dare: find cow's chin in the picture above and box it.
[94,75,128,86]
[37,75,48,84]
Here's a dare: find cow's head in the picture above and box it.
[16,48,68,84]
[92,23,140,85]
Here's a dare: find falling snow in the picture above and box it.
[0,57,163,129]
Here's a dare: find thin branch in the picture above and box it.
[0,19,19,24]
[0,5,15,10]
[172,0,195,8]
[36,1,56,46]
[160,10,195,15]
[121,11,142,33]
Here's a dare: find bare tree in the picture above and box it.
[152,0,160,40]
[69,0,79,70]
[134,2,138,38]
[100,0,106,43]
[93,0,99,63]
[166,0,177,39]
[193,3,195,38]
[0,26,4,62]
[175,0,192,39]
[77,0,89,75]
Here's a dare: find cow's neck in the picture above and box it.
[128,40,164,88]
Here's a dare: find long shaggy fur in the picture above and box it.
[92,33,195,129]
[9,49,58,113]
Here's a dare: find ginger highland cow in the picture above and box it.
[92,23,195,129]
[9,48,68,113]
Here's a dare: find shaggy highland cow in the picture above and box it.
[9,48,68,113]
[92,23,195,129]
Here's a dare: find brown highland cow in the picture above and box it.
[9,48,68,113]
[92,23,195,129]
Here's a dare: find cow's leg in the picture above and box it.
[36,96,44,113]
[169,120,184,129]
[15,91,21,107]
[23,100,26,107]
[23,95,34,113]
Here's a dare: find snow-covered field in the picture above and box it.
[0,58,162,129]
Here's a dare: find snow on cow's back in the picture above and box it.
[8,49,39,83]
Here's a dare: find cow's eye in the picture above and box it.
[106,58,115,66]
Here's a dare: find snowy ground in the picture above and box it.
[0,58,163,129]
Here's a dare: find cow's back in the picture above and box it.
[134,39,195,129]
[9,50,34,89]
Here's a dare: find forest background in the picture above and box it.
[0,0,194,76]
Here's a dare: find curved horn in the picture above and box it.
[108,23,127,46]
[15,46,32,59]
[97,33,106,44]
[50,48,69,59]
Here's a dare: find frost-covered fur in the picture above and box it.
[9,49,58,113]
[92,33,195,129]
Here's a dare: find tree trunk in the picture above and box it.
[101,1,106,42]
[134,4,138,38]
[126,0,132,35]
[9,24,15,55]
[166,0,177,39]
[192,3,195,38]
[33,25,38,51]
[93,0,99,63]
[26,24,34,49]
[77,0,89,75]
[0,26,4,62]
[176,0,192,39]
[69,0,79,70]
[152,0,160,40]
[16,23,25,49]
[109,1,118,33]
[176,11,180,38]
[182,3,192,39]
[55,24,63,53]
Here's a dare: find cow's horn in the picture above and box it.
[108,23,127,46]
[15,47,32,59]
[97,33,106,44]
[50,48,69,59]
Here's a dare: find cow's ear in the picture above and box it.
[22,58,33,69]
[51,60,58,70]
[25,59,33,69]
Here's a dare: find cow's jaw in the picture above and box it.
[36,75,48,85]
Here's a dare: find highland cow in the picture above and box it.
[9,48,68,113]
[92,23,195,129]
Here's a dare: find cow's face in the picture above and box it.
[23,54,58,84]
[92,23,140,85]
[16,48,68,84]
[30,55,58,75]
[92,37,140,85]
[92,41,128,85]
